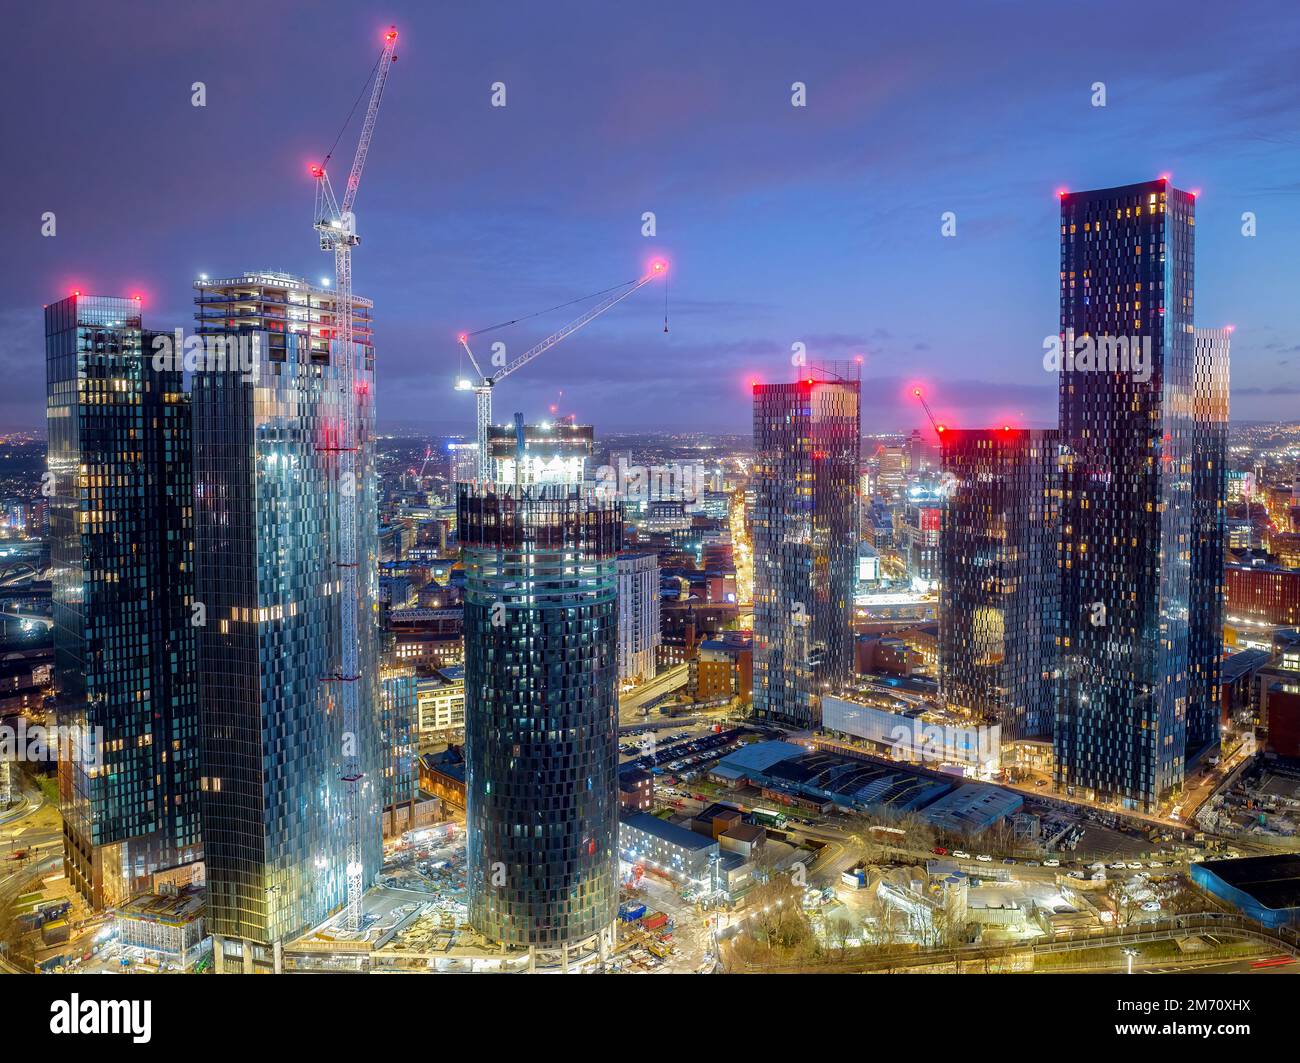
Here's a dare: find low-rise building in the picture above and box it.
[619,812,718,888]
[116,888,207,968]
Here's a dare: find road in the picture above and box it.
[618,664,688,723]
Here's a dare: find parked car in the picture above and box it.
[1044,858,1060,867]
[976,854,993,863]
[952,850,971,860]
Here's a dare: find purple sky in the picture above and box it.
[5,0,1299,435]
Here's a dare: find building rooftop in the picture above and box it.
[1196,854,1300,913]
[620,812,717,852]
[920,783,1023,836]
[1220,648,1274,684]
[713,740,806,774]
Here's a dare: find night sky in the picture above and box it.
[4,0,1299,435]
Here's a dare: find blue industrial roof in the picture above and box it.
[620,812,717,852]
[714,740,806,774]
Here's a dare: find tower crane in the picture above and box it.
[455,260,667,484]
[911,387,945,437]
[310,24,398,933]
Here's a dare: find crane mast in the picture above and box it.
[456,260,666,484]
[312,25,398,934]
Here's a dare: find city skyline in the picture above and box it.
[3,1,1299,436]
[6,0,1300,1016]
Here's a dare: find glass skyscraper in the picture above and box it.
[752,367,860,729]
[1055,179,1197,811]
[460,420,621,965]
[191,271,381,972]
[45,293,202,908]
[1187,326,1230,757]
[939,427,1059,742]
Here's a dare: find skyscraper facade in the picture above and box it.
[45,293,202,908]
[752,368,860,729]
[460,420,622,963]
[616,551,660,684]
[1187,327,1231,756]
[191,272,381,971]
[1055,179,1197,811]
[939,427,1059,742]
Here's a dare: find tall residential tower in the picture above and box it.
[1055,180,1197,811]
[939,427,1059,742]
[752,366,860,728]
[460,420,622,967]
[46,293,202,908]
[191,271,382,972]
[1187,326,1230,757]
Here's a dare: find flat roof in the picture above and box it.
[1197,854,1300,912]
[715,740,805,773]
[1220,648,1274,683]
[620,812,717,852]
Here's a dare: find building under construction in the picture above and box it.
[459,420,623,968]
[192,271,382,973]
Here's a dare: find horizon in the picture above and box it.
[4,0,1299,435]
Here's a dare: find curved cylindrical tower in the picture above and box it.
[459,478,622,958]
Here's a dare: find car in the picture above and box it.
[1043,858,1060,867]
[952,850,971,860]
[976,854,992,863]
[1148,861,1164,869]
[1141,901,1161,912]
[1127,862,1143,869]
[931,846,949,856]
[1109,861,1128,870]
[1026,860,1041,867]
[1067,870,1085,879]
[1002,858,1016,865]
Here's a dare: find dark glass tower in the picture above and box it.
[191,272,381,971]
[939,427,1059,741]
[460,421,621,963]
[1055,179,1196,811]
[45,293,202,908]
[752,367,860,728]
[1187,327,1230,757]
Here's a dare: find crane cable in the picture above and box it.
[320,52,384,173]
[466,278,640,337]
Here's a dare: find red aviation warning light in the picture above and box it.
[309,163,324,179]
[384,27,398,43]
